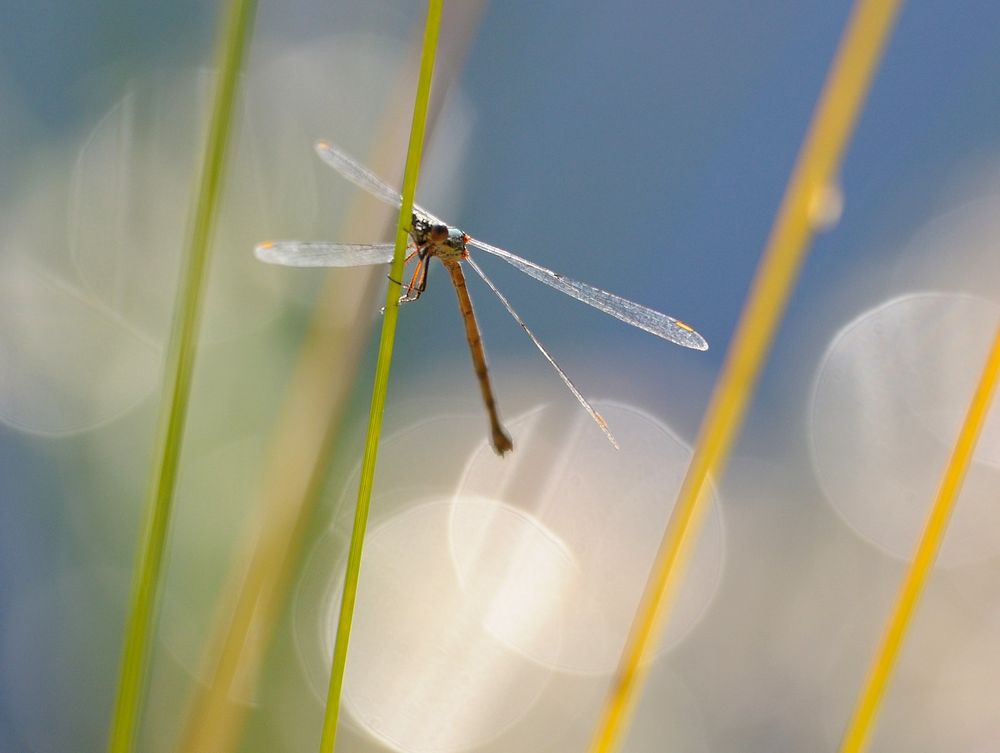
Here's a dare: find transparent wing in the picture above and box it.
[465,256,620,449]
[467,237,709,351]
[314,140,444,225]
[255,240,395,267]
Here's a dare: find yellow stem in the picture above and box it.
[839,318,1000,753]
[587,2,904,751]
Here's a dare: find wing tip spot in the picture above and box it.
[675,319,709,351]
[254,241,277,262]
[595,412,621,450]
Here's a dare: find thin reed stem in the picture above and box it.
[586,2,904,752]
[838,317,1000,753]
[105,1,257,751]
[316,2,444,751]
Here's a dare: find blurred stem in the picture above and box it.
[105,1,257,752]
[316,2,444,752]
[585,2,904,753]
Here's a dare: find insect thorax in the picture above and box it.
[411,212,467,260]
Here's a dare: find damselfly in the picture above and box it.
[256,141,708,455]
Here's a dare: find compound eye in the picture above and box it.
[431,223,448,234]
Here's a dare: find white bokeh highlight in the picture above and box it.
[303,499,559,753]
[810,292,1000,566]
[0,256,160,435]
[454,401,725,674]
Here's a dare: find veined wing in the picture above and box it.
[314,140,444,225]
[466,237,708,351]
[255,240,395,267]
[465,256,620,449]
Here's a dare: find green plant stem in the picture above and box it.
[105,1,257,751]
[316,2,444,751]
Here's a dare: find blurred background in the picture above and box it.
[2,0,1000,751]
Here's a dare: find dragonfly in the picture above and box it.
[256,140,708,456]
